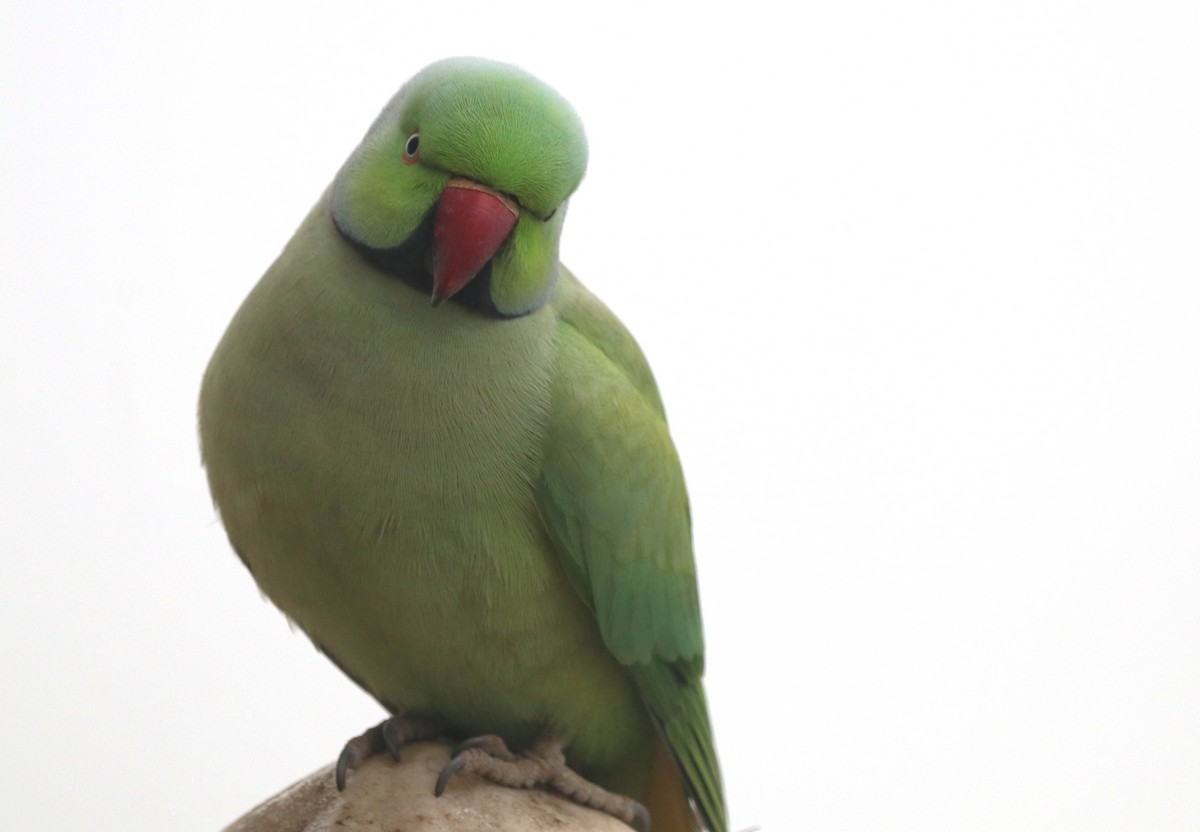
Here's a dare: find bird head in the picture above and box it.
[330,58,587,317]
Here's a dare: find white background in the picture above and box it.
[3,2,1198,830]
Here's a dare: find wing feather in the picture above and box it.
[537,270,725,832]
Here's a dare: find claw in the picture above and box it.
[335,742,362,792]
[435,754,469,797]
[336,725,384,791]
[335,715,441,791]
[630,800,651,832]
[439,734,519,797]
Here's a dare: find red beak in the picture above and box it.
[430,178,520,305]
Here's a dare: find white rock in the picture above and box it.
[221,740,630,832]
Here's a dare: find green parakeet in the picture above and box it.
[199,57,725,832]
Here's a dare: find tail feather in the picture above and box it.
[634,662,727,832]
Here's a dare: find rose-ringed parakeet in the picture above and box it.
[199,58,725,832]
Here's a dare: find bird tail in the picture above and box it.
[635,662,727,832]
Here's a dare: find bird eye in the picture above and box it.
[402,131,420,164]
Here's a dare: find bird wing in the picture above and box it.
[536,268,725,832]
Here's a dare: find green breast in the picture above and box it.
[199,202,654,787]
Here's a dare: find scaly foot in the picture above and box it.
[436,735,651,832]
[335,715,441,791]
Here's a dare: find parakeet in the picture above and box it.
[199,57,725,832]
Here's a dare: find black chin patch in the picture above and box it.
[332,206,504,318]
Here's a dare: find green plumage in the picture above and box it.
[200,58,724,832]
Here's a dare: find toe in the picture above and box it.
[450,734,514,760]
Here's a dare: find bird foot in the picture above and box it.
[335,715,441,790]
[436,735,651,832]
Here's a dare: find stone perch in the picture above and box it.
[222,740,632,832]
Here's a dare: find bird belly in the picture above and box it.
[200,215,652,782]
